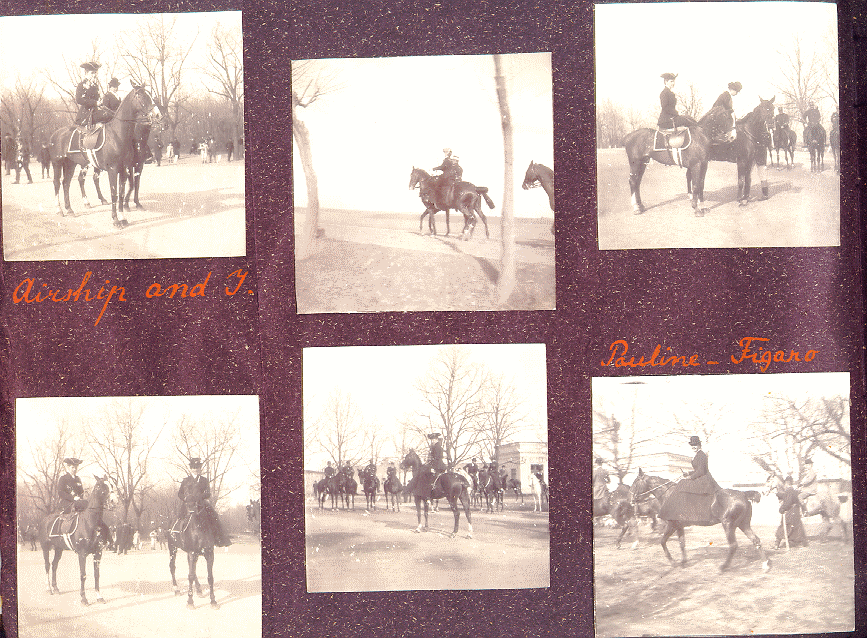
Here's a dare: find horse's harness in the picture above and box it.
[631,478,675,503]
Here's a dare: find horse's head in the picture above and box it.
[754,96,776,131]
[91,475,116,510]
[409,167,424,190]
[125,86,163,124]
[763,473,784,497]
[522,161,539,190]
[400,449,419,471]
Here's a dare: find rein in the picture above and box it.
[632,478,676,501]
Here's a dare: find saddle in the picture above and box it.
[67,124,106,169]
[654,127,692,151]
[48,512,81,550]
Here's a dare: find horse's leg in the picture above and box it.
[659,522,677,565]
[93,547,105,603]
[475,202,490,239]
[756,162,769,201]
[205,547,218,608]
[79,551,90,605]
[414,497,423,532]
[95,170,108,205]
[719,520,739,572]
[169,542,181,595]
[739,524,770,571]
[629,158,648,214]
[50,547,63,594]
[42,543,55,593]
[450,496,461,538]
[419,209,428,234]
[445,209,450,236]
[187,552,196,608]
[78,167,91,208]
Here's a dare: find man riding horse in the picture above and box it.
[177,458,231,547]
[75,62,114,132]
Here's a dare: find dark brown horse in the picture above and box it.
[361,469,379,510]
[383,472,403,512]
[168,502,219,609]
[805,123,826,172]
[49,86,161,227]
[829,118,840,173]
[522,160,554,233]
[40,476,115,605]
[630,469,770,571]
[772,127,797,169]
[409,167,494,240]
[400,449,473,538]
[594,484,640,548]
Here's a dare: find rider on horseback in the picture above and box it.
[592,457,611,513]
[657,436,722,522]
[101,78,121,114]
[657,73,695,132]
[433,148,463,182]
[58,457,85,516]
[323,461,335,479]
[797,457,818,515]
[364,458,377,481]
[775,106,790,131]
[75,62,114,131]
[177,458,231,547]
[427,432,450,486]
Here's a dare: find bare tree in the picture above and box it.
[414,346,487,468]
[774,35,827,123]
[494,54,517,304]
[677,82,703,120]
[42,39,118,117]
[200,20,244,156]
[87,400,166,531]
[476,371,525,464]
[596,99,627,148]
[116,15,198,130]
[314,388,366,468]
[171,410,245,509]
[670,400,727,450]
[18,418,86,516]
[292,60,342,260]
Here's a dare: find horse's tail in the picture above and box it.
[476,188,495,209]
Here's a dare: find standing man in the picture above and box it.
[177,458,231,547]
[592,457,611,514]
[13,132,32,184]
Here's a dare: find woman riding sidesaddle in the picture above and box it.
[658,436,722,522]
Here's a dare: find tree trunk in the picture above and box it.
[494,55,516,305]
[294,115,321,261]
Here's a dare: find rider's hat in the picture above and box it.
[80,61,100,72]
[804,458,813,465]
[728,81,742,92]
[428,432,441,440]
[660,73,677,81]
[689,436,701,447]
[442,148,452,155]
[188,457,202,469]
[108,77,120,89]
[784,475,793,484]
[63,457,82,466]
[595,457,604,464]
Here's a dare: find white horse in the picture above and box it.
[528,473,547,512]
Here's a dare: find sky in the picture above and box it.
[0,12,241,94]
[592,372,850,486]
[595,2,838,126]
[292,53,554,216]
[15,395,260,506]
[303,343,548,470]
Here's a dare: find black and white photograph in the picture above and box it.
[303,344,550,592]
[0,12,245,261]
[293,53,554,313]
[595,2,839,249]
[592,374,853,637]
[15,396,261,638]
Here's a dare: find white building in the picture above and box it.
[497,441,548,489]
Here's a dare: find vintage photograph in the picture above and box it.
[592,374,853,637]
[0,12,245,261]
[293,53,554,313]
[15,396,261,638]
[303,344,550,591]
[595,2,839,249]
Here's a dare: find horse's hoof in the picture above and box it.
[97,596,107,604]
[738,200,748,207]
[81,598,90,607]
[85,203,92,209]
[632,208,644,216]
[135,203,144,210]
[187,602,195,609]
[210,602,220,609]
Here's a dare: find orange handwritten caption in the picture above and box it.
[601,337,819,373]
[12,269,252,326]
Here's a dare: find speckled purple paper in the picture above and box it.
[1,0,865,637]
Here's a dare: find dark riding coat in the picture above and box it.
[658,450,721,522]
[58,472,84,512]
[430,441,447,472]
[593,466,610,500]
[712,91,734,113]
[101,90,121,113]
[775,112,790,130]
[776,487,807,546]
[178,474,229,546]
[324,465,335,478]
[658,87,679,128]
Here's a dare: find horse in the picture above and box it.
[593,484,639,548]
[361,470,380,510]
[400,449,473,538]
[829,122,840,174]
[477,468,498,513]
[40,475,115,605]
[522,160,554,234]
[630,469,770,571]
[408,167,494,240]
[168,502,219,609]
[49,86,161,227]
[123,121,154,210]
[508,478,523,503]
[323,474,345,511]
[341,473,358,510]
[763,475,848,543]
[21,523,39,551]
[383,473,403,512]
[246,498,261,537]
[528,472,546,513]
[772,127,796,169]
[804,124,826,172]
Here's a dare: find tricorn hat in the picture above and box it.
[80,61,100,72]
[108,77,120,89]
[188,457,202,469]
[689,436,701,447]
[660,72,678,81]
[63,457,82,466]
[728,81,742,92]
[427,433,441,440]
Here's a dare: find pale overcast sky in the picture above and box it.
[595,2,837,124]
[292,53,554,216]
[303,343,548,470]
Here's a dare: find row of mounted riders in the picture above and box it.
[593,470,848,572]
[409,157,554,239]
[625,97,839,217]
[314,464,530,514]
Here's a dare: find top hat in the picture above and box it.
[689,436,701,447]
